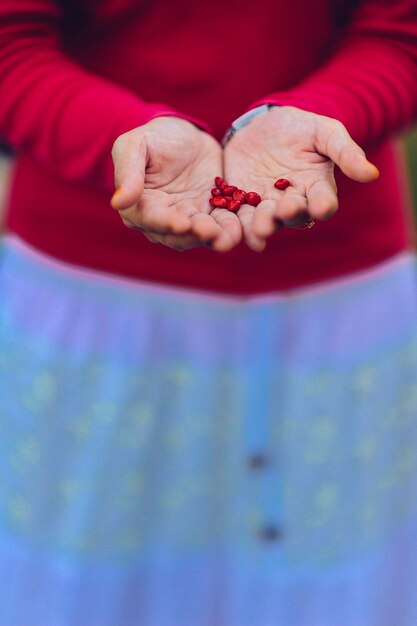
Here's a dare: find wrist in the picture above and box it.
[222,104,279,147]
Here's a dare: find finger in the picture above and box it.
[251,199,283,239]
[189,211,221,237]
[274,187,309,226]
[135,211,240,252]
[306,178,338,221]
[120,220,200,251]
[318,121,379,183]
[119,214,142,231]
[144,232,209,251]
[174,202,237,249]
[111,134,147,210]
[209,208,243,252]
[123,194,191,235]
[237,204,267,252]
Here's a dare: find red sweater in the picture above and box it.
[1,0,417,294]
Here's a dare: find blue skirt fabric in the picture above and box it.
[1,234,417,626]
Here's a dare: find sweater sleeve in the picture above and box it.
[250,0,417,147]
[0,0,211,191]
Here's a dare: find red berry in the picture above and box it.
[215,176,224,189]
[211,188,222,197]
[233,189,247,203]
[222,185,238,195]
[246,191,261,206]
[274,178,291,191]
[224,195,233,202]
[229,199,242,212]
[211,196,229,208]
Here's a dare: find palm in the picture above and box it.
[141,127,223,217]
[224,107,378,251]
[113,117,241,251]
[226,137,336,211]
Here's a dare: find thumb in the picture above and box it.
[317,119,379,183]
[110,132,147,210]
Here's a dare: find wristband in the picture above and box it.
[222,104,279,147]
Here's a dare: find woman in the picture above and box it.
[0,0,417,624]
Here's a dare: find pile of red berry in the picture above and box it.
[209,177,292,212]
[209,177,261,212]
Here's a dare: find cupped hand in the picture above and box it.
[224,106,379,251]
[111,117,241,251]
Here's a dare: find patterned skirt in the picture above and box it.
[1,234,417,626]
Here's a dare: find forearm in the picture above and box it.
[249,0,417,147]
[0,0,209,191]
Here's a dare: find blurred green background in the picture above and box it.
[405,129,417,209]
